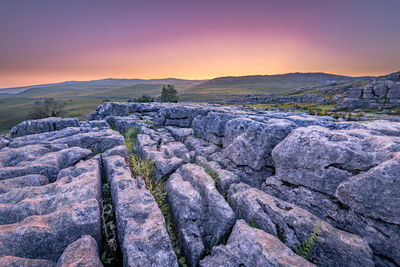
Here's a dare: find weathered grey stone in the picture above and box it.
[89,102,133,120]
[0,199,101,262]
[11,117,79,138]
[217,169,240,194]
[374,84,389,97]
[223,118,295,170]
[0,137,8,150]
[161,141,192,162]
[200,220,315,267]
[184,136,220,157]
[0,144,50,167]
[165,172,204,266]
[0,146,91,181]
[229,183,374,267]
[262,174,400,266]
[271,126,398,195]
[0,174,48,194]
[101,145,130,158]
[149,152,184,181]
[80,120,109,132]
[53,129,124,153]
[336,155,400,224]
[56,235,102,267]
[192,112,236,145]
[106,115,149,132]
[165,126,194,142]
[8,127,82,148]
[0,158,101,225]
[136,134,186,180]
[102,155,178,267]
[136,133,157,159]
[195,155,221,171]
[0,256,55,267]
[165,164,235,267]
[0,163,58,182]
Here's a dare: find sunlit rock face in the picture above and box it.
[0,102,398,266]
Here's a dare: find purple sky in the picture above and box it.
[1,0,400,88]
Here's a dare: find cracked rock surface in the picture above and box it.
[89,102,399,266]
[0,102,399,266]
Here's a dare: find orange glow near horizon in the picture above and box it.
[1,1,399,89]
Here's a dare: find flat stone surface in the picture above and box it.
[102,154,178,267]
[56,235,102,267]
[165,164,235,267]
[229,183,374,267]
[200,220,315,267]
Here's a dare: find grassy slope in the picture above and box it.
[0,72,380,133]
[0,97,112,133]
[186,73,368,94]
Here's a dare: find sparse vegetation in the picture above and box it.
[205,168,220,186]
[30,98,66,119]
[123,128,187,267]
[276,224,286,243]
[161,84,179,103]
[128,154,187,267]
[293,221,322,261]
[250,217,259,229]
[144,120,154,127]
[136,94,154,103]
[100,182,121,266]
[123,128,140,153]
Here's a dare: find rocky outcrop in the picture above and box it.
[102,154,178,267]
[165,164,236,266]
[200,220,315,267]
[86,101,400,265]
[0,118,120,265]
[263,120,400,265]
[56,235,102,267]
[0,256,55,267]
[11,117,79,137]
[1,101,399,266]
[229,183,374,266]
[337,78,400,110]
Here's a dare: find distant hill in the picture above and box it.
[186,73,373,94]
[0,78,206,97]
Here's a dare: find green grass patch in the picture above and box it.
[293,221,321,261]
[122,128,140,154]
[128,154,188,267]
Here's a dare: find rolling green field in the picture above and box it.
[0,72,371,133]
[0,97,108,133]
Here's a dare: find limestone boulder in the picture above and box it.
[229,183,374,267]
[56,235,102,267]
[200,220,315,267]
[102,155,177,267]
[11,117,79,138]
[165,164,235,266]
[271,126,399,195]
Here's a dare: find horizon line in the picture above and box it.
[1,70,396,91]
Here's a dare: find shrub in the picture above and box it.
[136,95,154,103]
[30,98,65,119]
[161,84,179,103]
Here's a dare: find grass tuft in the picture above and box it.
[205,168,220,186]
[123,128,140,154]
[128,152,187,266]
[293,221,322,261]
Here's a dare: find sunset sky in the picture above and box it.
[1,0,400,88]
